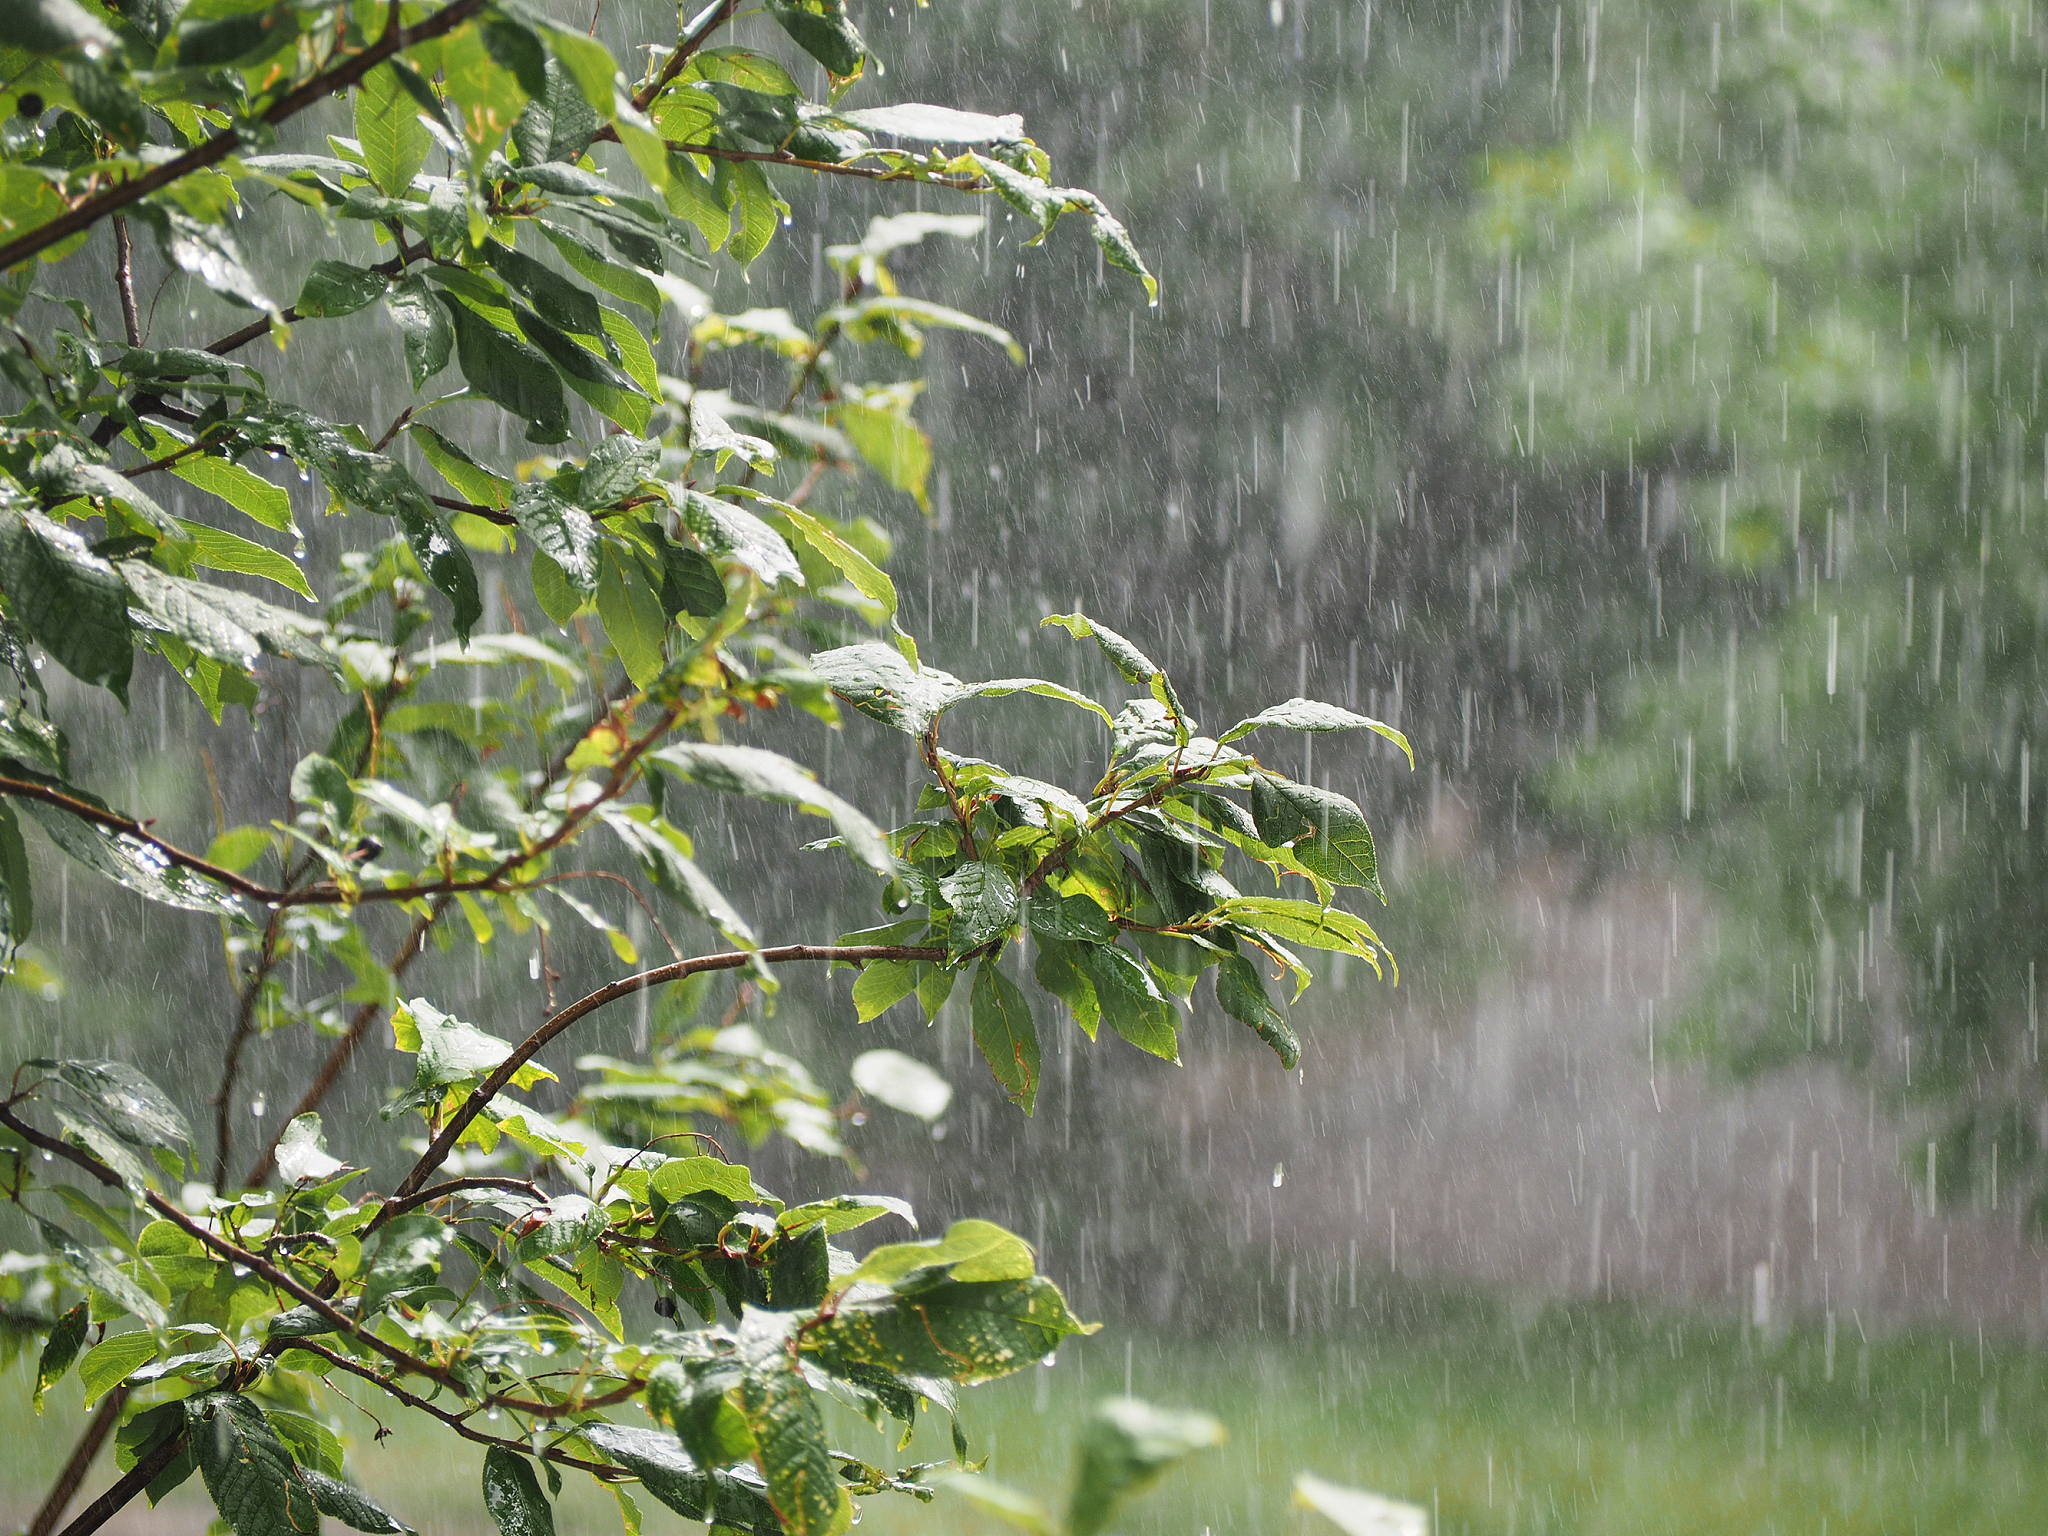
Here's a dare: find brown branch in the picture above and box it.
[384,943,946,1207]
[631,0,743,113]
[51,1429,187,1536]
[380,1175,544,1218]
[214,909,287,1189]
[243,897,446,1186]
[111,218,139,348]
[285,1340,629,1476]
[25,1386,127,1536]
[0,775,282,905]
[0,0,490,272]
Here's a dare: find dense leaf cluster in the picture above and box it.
[0,0,1404,1532]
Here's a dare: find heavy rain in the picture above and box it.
[0,1,2043,1534]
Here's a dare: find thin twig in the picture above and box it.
[111,218,139,348]
[383,943,946,1208]
[630,0,743,113]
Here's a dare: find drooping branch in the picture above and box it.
[384,942,945,1206]
[51,1430,188,1536]
[0,0,490,273]
[24,1386,128,1536]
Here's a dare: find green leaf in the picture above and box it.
[939,860,1017,955]
[389,997,554,1111]
[176,521,314,600]
[824,294,1024,363]
[482,1447,556,1536]
[934,1472,1051,1535]
[972,158,1158,304]
[833,391,930,508]
[583,434,660,505]
[385,276,454,392]
[0,501,131,702]
[673,489,803,587]
[850,958,920,1023]
[1204,898,1387,976]
[850,1048,951,1120]
[301,1469,414,1535]
[409,424,508,510]
[355,62,432,197]
[1215,954,1299,1068]
[32,1057,193,1156]
[1250,774,1383,899]
[649,1154,763,1206]
[1291,1474,1428,1536]
[1077,943,1179,1063]
[169,455,294,533]
[808,642,1112,736]
[441,292,570,442]
[1033,937,1100,1040]
[32,1215,165,1324]
[1220,698,1414,766]
[120,561,330,675]
[1067,1399,1226,1536]
[511,300,649,433]
[652,743,893,875]
[969,959,1038,1113]
[535,25,620,118]
[77,1331,159,1407]
[272,1113,345,1184]
[509,481,600,593]
[579,1422,780,1532]
[1041,611,1187,736]
[33,1301,87,1412]
[808,1273,1095,1384]
[295,260,389,318]
[595,543,667,688]
[1026,887,1117,943]
[538,221,660,316]
[514,1193,609,1260]
[480,237,604,340]
[513,59,601,165]
[0,798,31,952]
[835,105,1022,144]
[0,0,116,55]
[765,0,866,75]
[174,3,297,68]
[738,1358,850,1536]
[189,1393,322,1536]
[842,1219,1033,1290]
[359,1212,448,1317]
[19,795,245,922]
[146,209,277,317]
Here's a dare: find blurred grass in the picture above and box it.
[10,1277,2047,1536]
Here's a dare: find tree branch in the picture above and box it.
[0,0,490,273]
[631,0,744,113]
[111,218,140,348]
[384,943,945,1206]
[25,1386,128,1536]
[285,1340,629,1477]
[51,1429,187,1536]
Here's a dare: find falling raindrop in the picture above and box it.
[249,1093,266,1118]
[1271,1163,1285,1188]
